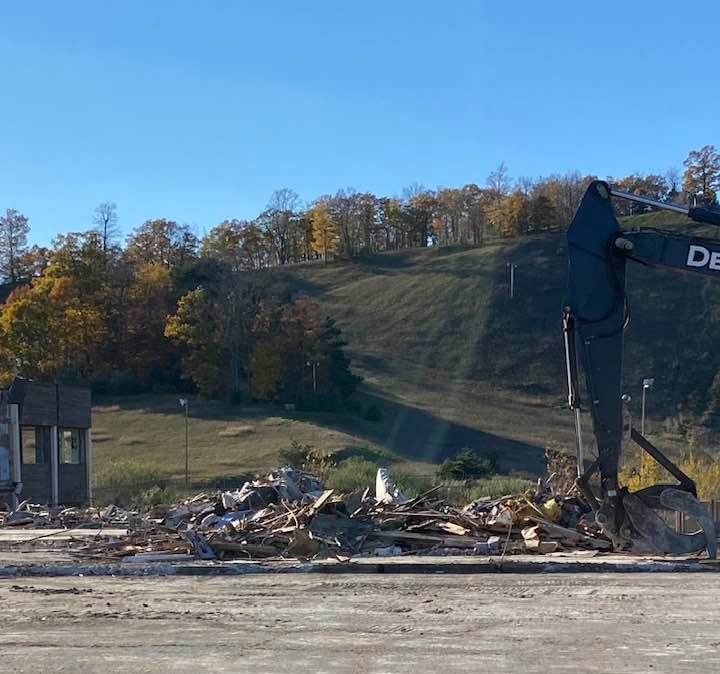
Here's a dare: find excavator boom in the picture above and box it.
[564,180,718,558]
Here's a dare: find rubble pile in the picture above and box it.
[0,500,141,529]
[0,466,612,562]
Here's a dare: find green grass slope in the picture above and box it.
[278,215,720,460]
[272,242,570,474]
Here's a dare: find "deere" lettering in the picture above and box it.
[687,245,720,270]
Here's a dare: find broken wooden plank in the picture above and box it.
[523,538,560,554]
[369,530,482,548]
[309,489,335,514]
[394,485,443,511]
[527,517,612,549]
[434,521,470,536]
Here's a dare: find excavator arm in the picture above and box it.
[564,180,719,558]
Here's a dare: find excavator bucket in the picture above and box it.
[622,487,717,558]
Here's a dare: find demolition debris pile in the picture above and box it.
[0,465,611,562]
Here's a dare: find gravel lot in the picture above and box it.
[1,573,719,673]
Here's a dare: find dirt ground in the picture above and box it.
[1,573,719,673]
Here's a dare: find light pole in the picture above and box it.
[306,360,317,394]
[641,378,654,436]
[179,398,189,490]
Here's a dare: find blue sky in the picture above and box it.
[1,1,719,245]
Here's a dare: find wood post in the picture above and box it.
[50,426,59,506]
[9,404,20,510]
[84,428,92,505]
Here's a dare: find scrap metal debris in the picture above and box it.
[0,466,612,562]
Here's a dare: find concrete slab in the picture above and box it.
[0,528,128,542]
[2,573,720,673]
[0,551,717,577]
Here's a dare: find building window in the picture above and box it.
[21,427,51,465]
[59,429,84,464]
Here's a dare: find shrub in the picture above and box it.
[459,476,535,502]
[278,440,335,480]
[392,470,436,498]
[304,447,336,481]
[437,447,498,480]
[139,485,184,507]
[683,452,720,501]
[326,457,377,493]
[93,459,166,507]
[620,450,720,501]
[333,445,394,464]
[278,440,312,467]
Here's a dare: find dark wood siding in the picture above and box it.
[14,382,58,427]
[21,464,51,503]
[59,464,87,504]
[58,386,91,428]
[7,379,91,429]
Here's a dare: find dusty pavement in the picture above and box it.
[1,573,719,674]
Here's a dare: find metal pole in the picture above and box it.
[312,362,317,393]
[641,386,646,436]
[184,403,189,491]
[573,408,584,478]
[609,187,689,215]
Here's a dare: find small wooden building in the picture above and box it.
[0,378,92,506]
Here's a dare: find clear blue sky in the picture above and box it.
[2,1,719,245]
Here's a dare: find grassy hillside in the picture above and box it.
[92,396,416,483]
[93,212,720,489]
[280,215,720,460]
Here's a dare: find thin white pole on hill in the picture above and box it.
[507,263,517,298]
[179,398,189,490]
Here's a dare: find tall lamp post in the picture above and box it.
[179,398,189,490]
[641,378,654,436]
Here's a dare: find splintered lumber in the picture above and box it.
[394,485,443,511]
[370,530,482,548]
[405,520,470,536]
[527,517,612,550]
[524,538,560,554]
[434,522,470,536]
[521,526,560,553]
[27,464,613,563]
[309,489,335,514]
